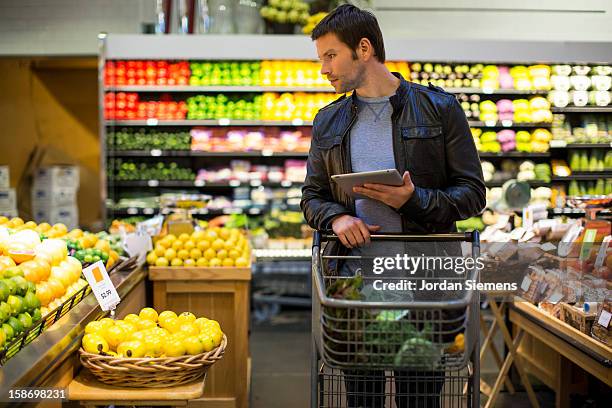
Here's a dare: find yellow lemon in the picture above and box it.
[171,240,183,251]
[179,323,199,337]
[163,318,181,333]
[154,244,166,257]
[158,310,177,326]
[82,334,109,354]
[136,319,157,331]
[178,312,196,324]
[210,329,223,347]
[104,325,127,350]
[145,335,165,357]
[124,314,140,325]
[183,336,205,355]
[191,230,206,242]
[209,258,221,267]
[189,248,202,260]
[116,321,137,337]
[164,248,177,261]
[178,233,190,242]
[165,234,177,244]
[139,307,159,322]
[221,258,234,267]
[204,248,216,260]
[155,257,169,267]
[130,331,148,343]
[216,249,228,260]
[194,317,209,331]
[196,257,209,267]
[177,249,190,260]
[163,338,186,357]
[98,318,115,330]
[146,252,158,265]
[211,239,224,251]
[171,258,183,266]
[205,230,218,241]
[223,240,236,251]
[184,258,196,267]
[235,257,249,267]
[228,250,241,260]
[219,228,231,240]
[199,334,216,352]
[117,340,146,358]
[184,240,196,251]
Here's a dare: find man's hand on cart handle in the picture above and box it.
[331,215,380,248]
[353,171,415,209]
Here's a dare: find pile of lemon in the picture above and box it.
[81,308,224,358]
[146,227,250,268]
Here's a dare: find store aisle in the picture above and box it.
[250,309,556,408]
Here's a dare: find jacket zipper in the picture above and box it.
[342,103,358,212]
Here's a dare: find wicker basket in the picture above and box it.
[79,335,227,388]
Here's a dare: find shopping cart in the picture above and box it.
[311,231,481,408]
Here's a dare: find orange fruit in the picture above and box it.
[36,282,52,307]
[33,259,51,281]
[19,261,41,283]
[47,279,66,299]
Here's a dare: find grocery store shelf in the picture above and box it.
[108,206,266,216]
[108,150,309,158]
[468,121,552,128]
[103,35,612,64]
[551,172,612,181]
[106,119,313,126]
[549,141,612,149]
[105,85,335,93]
[103,85,549,95]
[253,248,311,259]
[111,180,302,188]
[105,119,550,128]
[486,180,550,188]
[552,106,612,113]
[479,152,551,158]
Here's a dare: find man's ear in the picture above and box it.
[359,38,372,60]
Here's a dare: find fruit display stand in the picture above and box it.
[509,302,611,408]
[0,260,145,403]
[149,264,251,408]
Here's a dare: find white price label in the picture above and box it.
[597,310,611,328]
[520,276,532,292]
[83,261,121,311]
[594,235,611,269]
[548,291,563,304]
[522,207,534,231]
[124,233,152,264]
[549,140,567,148]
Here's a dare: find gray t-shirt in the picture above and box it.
[341,94,404,278]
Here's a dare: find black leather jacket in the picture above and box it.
[300,73,486,266]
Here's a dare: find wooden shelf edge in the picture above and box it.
[511,301,612,362]
[149,266,252,281]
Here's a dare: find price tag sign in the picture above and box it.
[548,291,563,304]
[124,233,152,264]
[520,276,532,292]
[594,235,611,268]
[83,261,120,311]
[522,207,534,231]
[598,310,611,328]
[579,229,597,261]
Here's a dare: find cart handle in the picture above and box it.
[313,231,480,247]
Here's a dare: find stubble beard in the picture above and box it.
[336,63,366,94]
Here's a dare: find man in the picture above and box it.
[301,4,485,407]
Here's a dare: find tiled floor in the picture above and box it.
[250,309,557,408]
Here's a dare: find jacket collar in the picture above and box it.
[348,72,411,115]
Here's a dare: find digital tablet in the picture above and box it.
[331,169,403,198]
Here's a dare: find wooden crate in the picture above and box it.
[560,303,597,335]
[149,266,251,408]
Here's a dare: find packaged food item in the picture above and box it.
[591,301,611,346]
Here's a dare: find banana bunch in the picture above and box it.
[302,12,328,34]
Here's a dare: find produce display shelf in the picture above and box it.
[486,180,550,188]
[549,142,612,149]
[103,85,548,95]
[479,152,551,158]
[552,173,612,181]
[104,85,335,93]
[105,119,314,126]
[105,119,551,128]
[468,121,552,128]
[551,106,612,113]
[108,206,265,216]
[107,150,309,158]
[111,180,302,188]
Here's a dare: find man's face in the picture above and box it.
[315,33,366,93]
